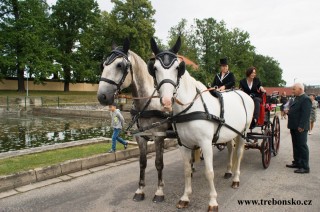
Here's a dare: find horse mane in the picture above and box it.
[127,50,155,98]
[181,70,207,91]
[128,51,151,80]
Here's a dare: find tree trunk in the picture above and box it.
[52,73,59,79]
[63,65,71,92]
[17,66,25,92]
[12,0,25,92]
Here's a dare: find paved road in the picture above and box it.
[0,116,319,212]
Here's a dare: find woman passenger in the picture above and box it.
[239,67,266,128]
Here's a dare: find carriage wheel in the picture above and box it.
[261,131,272,169]
[272,115,281,156]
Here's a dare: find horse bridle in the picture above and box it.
[149,51,185,89]
[148,51,186,106]
[100,49,132,95]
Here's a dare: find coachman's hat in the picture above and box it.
[220,58,228,66]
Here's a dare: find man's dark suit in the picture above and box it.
[287,93,312,170]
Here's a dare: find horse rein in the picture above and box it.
[174,87,217,106]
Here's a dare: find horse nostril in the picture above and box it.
[101,94,106,100]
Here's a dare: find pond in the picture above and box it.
[0,115,131,153]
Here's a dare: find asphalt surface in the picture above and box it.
[0,115,319,212]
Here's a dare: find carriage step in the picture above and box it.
[247,132,271,140]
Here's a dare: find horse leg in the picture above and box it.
[224,139,234,179]
[176,147,193,209]
[133,136,148,201]
[153,137,165,203]
[201,143,219,211]
[231,136,245,189]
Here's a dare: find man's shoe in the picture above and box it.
[124,142,128,149]
[294,168,310,174]
[286,164,300,168]
[107,149,115,153]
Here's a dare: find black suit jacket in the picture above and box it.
[239,78,262,97]
[211,71,235,89]
[287,93,312,130]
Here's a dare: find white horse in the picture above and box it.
[97,39,170,202]
[148,37,254,211]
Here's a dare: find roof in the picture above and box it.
[178,55,199,70]
[264,87,292,95]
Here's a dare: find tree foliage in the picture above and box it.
[0,0,57,92]
[107,0,155,60]
[0,0,285,92]
[50,0,101,91]
[166,17,284,87]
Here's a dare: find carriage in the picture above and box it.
[243,91,281,168]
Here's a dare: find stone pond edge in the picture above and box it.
[0,138,178,193]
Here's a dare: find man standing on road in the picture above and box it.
[286,83,312,174]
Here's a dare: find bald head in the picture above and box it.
[292,82,304,96]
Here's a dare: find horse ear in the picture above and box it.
[150,37,160,55]
[111,41,117,50]
[178,60,186,78]
[170,36,181,54]
[147,59,156,78]
[123,38,130,54]
[100,61,104,72]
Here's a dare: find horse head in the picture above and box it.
[97,38,133,105]
[148,36,186,112]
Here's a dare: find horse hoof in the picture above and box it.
[133,193,145,201]
[224,173,232,179]
[153,195,164,203]
[176,200,189,209]
[208,205,218,212]
[231,181,240,189]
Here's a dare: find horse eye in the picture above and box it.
[117,63,122,68]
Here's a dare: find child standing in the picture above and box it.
[108,103,128,153]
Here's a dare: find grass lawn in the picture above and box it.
[0,142,129,176]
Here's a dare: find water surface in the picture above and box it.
[0,115,129,153]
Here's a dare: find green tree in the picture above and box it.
[50,0,101,91]
[253,54,286,86]
[108,0,155,60]
[0,0,57,92]
[223,28,255,84]
[167,19,198,63]
[193,18,228,74]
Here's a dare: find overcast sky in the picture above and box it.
[49,0,320,86]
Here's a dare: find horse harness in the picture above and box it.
[170,89,247,150]
[130,88,248,150]
[100,48,171,140]
[143,51,248,150]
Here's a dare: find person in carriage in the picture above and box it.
[210,57,236,93]
[239,66,266,128]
